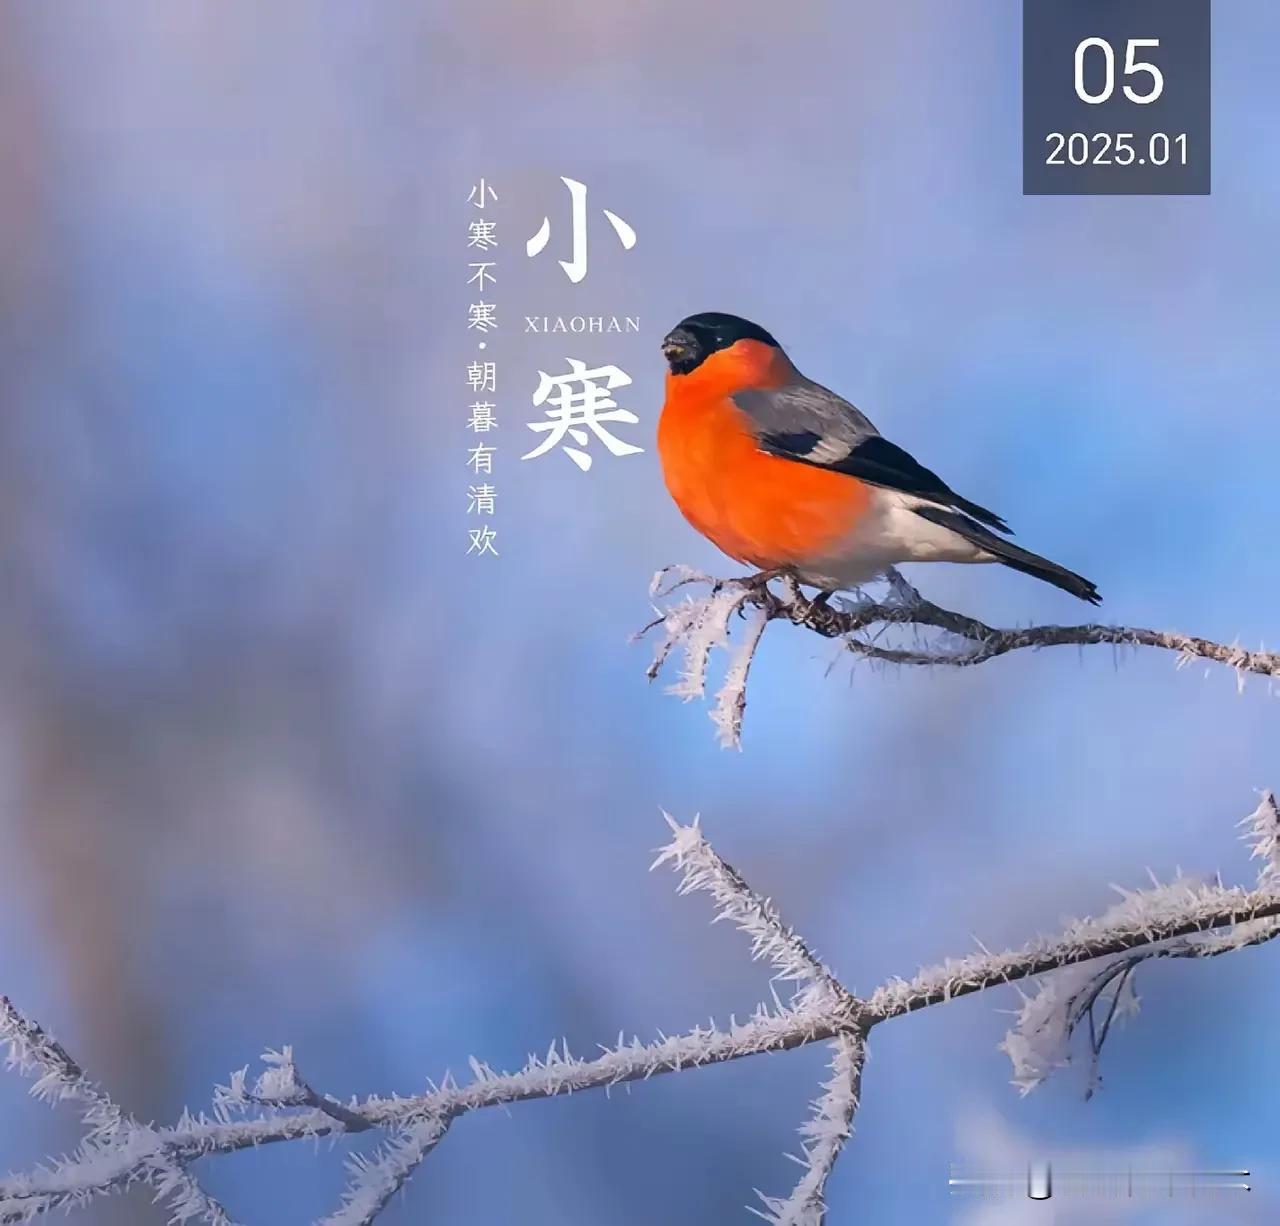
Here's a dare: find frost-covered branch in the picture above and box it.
[4,800,1279,1222]
[652,813,865,1220]
[639,566,1280,747]
[1000,790,1280,1095]
[216,1047,372,1134]
[0,998,237,1226]
[317,1114,451,1226]
[652,813,857,1017]
[751,1033,864,1226]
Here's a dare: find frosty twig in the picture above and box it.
[1000,790,1280,1096]
[0,998,237,1225]
[640,566,1280,747]
[316,1115,452,1226]
[751,1032,864,1225]
[652,813,857,1016]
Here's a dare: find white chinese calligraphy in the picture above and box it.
[522,359,644,472]
[526,176,636,284]
[467,401,498,433]
[466,361,496,393]
[467,179,497,209]
[466,526,499,556]
[465,181,500,556]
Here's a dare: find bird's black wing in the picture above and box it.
[732,378,1012,535]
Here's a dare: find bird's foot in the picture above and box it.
[711,566,792,598]
[784,584,854,637]
[708,567,798,620]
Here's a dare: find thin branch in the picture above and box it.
[712,603,770,749]
[212,1048,432,1224]
[774,569,1280,677]
[640,566,1280,746]
[863,878,1280,1024]
[651,814,857,1016]
[1002,790,1280,1094]
[0,998,236,1226]
[751,1033,865,1225]
[317,1114,452,1226]
[1242,789,1280,886]
[221,1047,372,1134]
[653,815,866,1222]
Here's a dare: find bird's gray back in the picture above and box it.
[731,376,879,445]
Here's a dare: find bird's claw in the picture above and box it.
[738,566,793,592]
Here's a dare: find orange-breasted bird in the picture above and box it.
[657,311,1100,603]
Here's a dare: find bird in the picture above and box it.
[656,311,1100,603]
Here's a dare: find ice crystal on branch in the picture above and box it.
[318,1114,451,1226]
[637,567,784,747]
[752,1033,864,1226]
[0,997,236,1225]
[653,814,855,1016]
[1001,792,1280,1096]
[1243,789,1280,886]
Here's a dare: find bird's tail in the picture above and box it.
[983,538,1102,604]
[913,505,1101,605]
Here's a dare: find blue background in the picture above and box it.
[0,2,1276,1222]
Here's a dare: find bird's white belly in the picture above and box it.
[795,489,992,590]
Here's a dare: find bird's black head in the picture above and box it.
[661,312,780,376]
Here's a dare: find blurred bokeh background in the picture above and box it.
[0,2,1277,1222]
